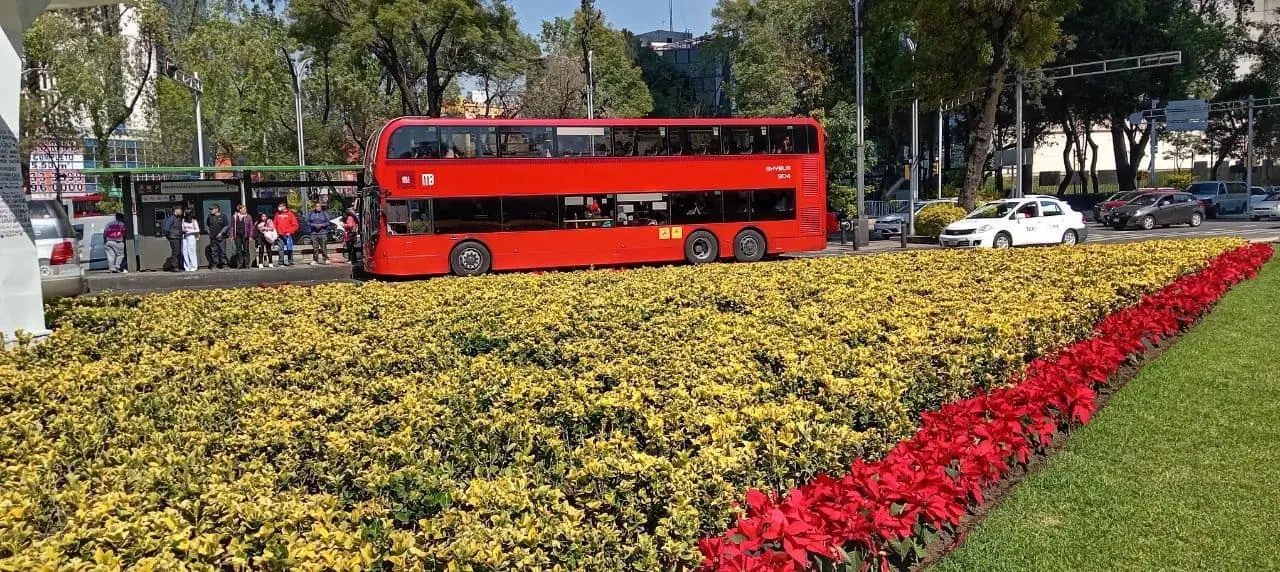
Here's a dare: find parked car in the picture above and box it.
[1250,186,1271,209]
[1250,192,1280,220]
[1187,181,1250,217]
[1109,192,1204,230]
[939,195,1087,249]
[1092,189,1177,225]
[28,200,87,301]
[873,199,957,237]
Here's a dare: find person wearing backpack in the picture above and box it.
[103,213,128,273]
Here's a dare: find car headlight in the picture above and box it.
[976,224,993,233]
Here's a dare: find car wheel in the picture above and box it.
[1251,216,1261,222]
[1141,215,1155,230]
[684,230,720,264]
[1207,204,1218,219]
[993,231,1012,249]
[1191,212,1204,227]
[449,241,491,276]
[1060,229,1078,246]
[732,229,766,262]
[299,235,312,246]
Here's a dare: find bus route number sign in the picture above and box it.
[421,173,436,187]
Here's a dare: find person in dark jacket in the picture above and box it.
[161,204,185,272]
[205,204,230,269]
[229,204,255,269]
[305,203,331,265]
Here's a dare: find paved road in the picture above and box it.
[1082,217,1280,244]
[800,216,1280,258]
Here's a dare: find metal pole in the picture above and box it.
[586,50,596,119]
[1246,95,1255,190]
[293,59,308,212]
[1148,99,1157,189]
[937,104,944,199]
[1014,72,1023,198]
[194,72,205,178]
[909,97,919,239]
[853,0,867,248]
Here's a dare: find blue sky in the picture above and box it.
[508,0,718,37]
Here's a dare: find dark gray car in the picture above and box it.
[1110,192,1205,230]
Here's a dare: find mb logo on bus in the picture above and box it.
[421,173,436,187]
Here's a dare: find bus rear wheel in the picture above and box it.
[684,230,720,264]
[450,241,492,276]
[733,229,766,262]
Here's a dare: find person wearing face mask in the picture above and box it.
[272,203,299,267]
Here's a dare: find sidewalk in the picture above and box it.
[88,262,355,294]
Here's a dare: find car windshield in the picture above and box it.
[1128,194,1161,207]
[1187,182,1218,196]
[967,202,1018,219]
[1110,192,1140,202]
[1268,193,1280,201]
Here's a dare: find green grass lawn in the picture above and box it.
[936,260,1280,572]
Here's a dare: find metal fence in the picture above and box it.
[863,200,911,217]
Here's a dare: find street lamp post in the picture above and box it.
[900,33,919,243]
[290,55,309,211]
[852,0,868,247]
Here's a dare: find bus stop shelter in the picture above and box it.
[81,165,361,272]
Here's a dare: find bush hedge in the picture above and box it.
[914,203,969,238]
[0,239,1242,570]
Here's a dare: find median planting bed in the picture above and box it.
[0,239,1261,570]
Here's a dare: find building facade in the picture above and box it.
[636,29,730,117]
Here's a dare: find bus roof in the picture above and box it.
[381,116,823,130]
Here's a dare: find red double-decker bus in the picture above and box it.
[358,118,827,277]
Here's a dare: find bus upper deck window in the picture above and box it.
[388,126,441,159]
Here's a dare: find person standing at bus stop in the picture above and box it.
[205,204,229,269]
[229,204,255,269]
[162,203,185,272]
[342,207,359,262]
[305,203,331,265]
[103,213,128,273]
[273,203,299,267]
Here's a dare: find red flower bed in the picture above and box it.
[699,243,1274,572]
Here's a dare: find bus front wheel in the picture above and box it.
[684,230,720,264]
[733,229,766,262]
[450,241,492,276]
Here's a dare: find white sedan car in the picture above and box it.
[940,196,1089,249]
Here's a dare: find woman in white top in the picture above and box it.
[181,214,201,271]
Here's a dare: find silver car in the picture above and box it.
[28,200,88,300]
[873,199,957,237]
[1251,193,1280,221]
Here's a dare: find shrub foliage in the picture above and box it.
[0,240,1242,570]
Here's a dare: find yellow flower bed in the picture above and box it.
[0,239,1242,570]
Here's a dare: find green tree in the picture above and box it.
[24,1,166,175]
[173,7,296,164]
[1048,0,1240,191]
[289,0,533,117]
[907,0,1077,208]
[815,101,877,181]
[711,0,833,117]
[525,6,652,118]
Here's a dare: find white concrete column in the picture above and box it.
[1,0,51,343]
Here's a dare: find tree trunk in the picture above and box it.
[1109,119,1134,191]
[960,43,1015,209]
[1086,128,1100,194]
[1057,119,1075,195]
